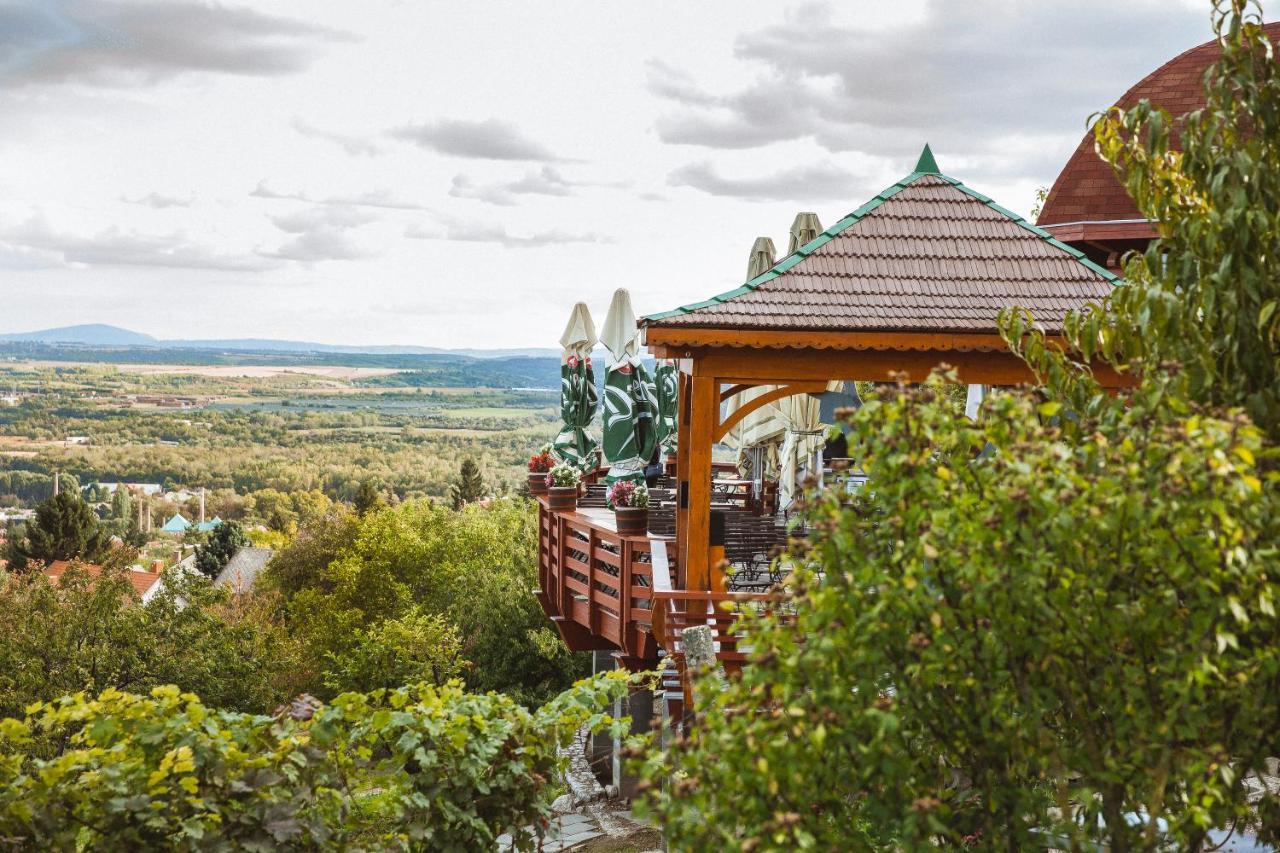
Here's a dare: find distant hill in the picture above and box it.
[0,324,559,359]
[0,324,158,347]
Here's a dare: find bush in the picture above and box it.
[322,607,466,695]
[637,378,1280,849]
[0,565,304,723]
[0,673,630,851]
[270,498,586,705]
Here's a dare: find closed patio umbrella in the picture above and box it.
[551,302,601,472]
[600,288,658,486]
[775,391,827,512]
[654,359,678,457]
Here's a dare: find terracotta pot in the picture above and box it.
[527,472,549,495]
[614,506,649,536]
[547,486,578,512]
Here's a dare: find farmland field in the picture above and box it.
[0,359,564,507]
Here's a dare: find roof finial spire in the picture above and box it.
[915,143,939,174]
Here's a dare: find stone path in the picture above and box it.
[497,727,657,851]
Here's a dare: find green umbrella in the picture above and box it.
[654,359,678,456]
[551,302,601,473]
[600,288,657,487]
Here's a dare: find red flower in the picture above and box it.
[617,364,633,375]
[566,355,579,368]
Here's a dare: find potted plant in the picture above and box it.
[608,479,650,535]
[527,447,554,495]
[545,464,581,511]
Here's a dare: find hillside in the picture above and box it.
[0,324,558,359]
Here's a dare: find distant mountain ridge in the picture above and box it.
[0,324,560,360]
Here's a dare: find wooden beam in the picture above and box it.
[718,382,756,402]
[646,327,1014,355]
[687,347,1133,388]
[714,382,826,444]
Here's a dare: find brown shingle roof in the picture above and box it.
[644,163,1117,337]
[1038,22,1280,229]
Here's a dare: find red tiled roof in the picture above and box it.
[1038,22,1280,228]
[644,165,1116,337]
[46,560,163,598]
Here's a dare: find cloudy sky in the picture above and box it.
[0,0,1214,348]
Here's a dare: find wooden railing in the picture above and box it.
[647,539,781,706]
[536,498,668,664]
[535,482,790,709]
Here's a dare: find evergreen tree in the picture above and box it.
[353,480,383,516]
[194,521,251,579]
[7,491,109,572]
[449,458,486,510]
[111,487,131,521]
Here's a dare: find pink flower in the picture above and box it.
[566,355,579,368]
[618,364,633,375]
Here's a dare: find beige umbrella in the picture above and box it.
[774,392,827,511]
[723,236,784,480]
[746,236,777,280]
[787,212,823,254]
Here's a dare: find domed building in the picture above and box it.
[1037,21,1280,270]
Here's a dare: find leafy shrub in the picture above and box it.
[322,607,466,695]
[270,498,586,705]
[637,377,1280,849]
[0,673,631,851]
[0,566,304,723]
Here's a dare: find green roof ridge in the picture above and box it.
[642,174,921,322]
[643,160,1119,323]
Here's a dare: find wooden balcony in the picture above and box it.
[535,480,792,717]
[535,500,664,665]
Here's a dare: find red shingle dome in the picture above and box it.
[1037,22,1280,266]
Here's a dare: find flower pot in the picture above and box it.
[528,472,549,495]
[614,506,649,536]
[547,486,578,512]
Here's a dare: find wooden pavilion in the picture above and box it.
[639,145,1129,601]
[535,147,1132,706]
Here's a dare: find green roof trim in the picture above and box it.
[914,143,939,174]
[643,158,1119,324]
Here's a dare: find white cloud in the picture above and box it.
[650,0,1207,181]
[389,118,566,161]
[405,218,611,249]
[0,216,279,272]
[0,0,352,88]
[122,192,195,209]
[668,160,872,202]
[250,182,431,211]
[290,118,382,156]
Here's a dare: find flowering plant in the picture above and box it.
[546,464,580,489]
[607,480,649,509]
[528,450,555,473]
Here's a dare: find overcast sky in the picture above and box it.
[0,0,1215,348]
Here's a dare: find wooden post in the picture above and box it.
[586,526,598,636]
[619,537,632,652]
[708,509,726,593]
[684,375,717,599]
[675,370,692,591]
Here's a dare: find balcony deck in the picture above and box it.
[535,486,787,717]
